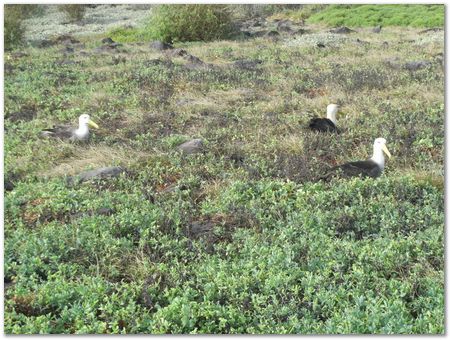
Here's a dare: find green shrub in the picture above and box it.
[58,4,86,22]
[307,4,444,28]
[147,5,235,43]
[4,5,40,50]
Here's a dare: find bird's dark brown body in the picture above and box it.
[309,118,339,133]
[321,160,382,180]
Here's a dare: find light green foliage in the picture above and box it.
[146,5,235,43]
[307,5,444,28]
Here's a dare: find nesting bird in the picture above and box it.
[321,138,392,180]
[41,114,99,141]
[309,104,340,133]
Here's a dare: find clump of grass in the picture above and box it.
[107,26,152,44]
[4,5,41,50]
[307,4,444,28]
[58,4,86,23]
[146,4,236,43]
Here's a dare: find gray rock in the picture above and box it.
[166,48,188,57]
[101,37,115,44]
[277,20,293,32]
[177,139,204,155]
[384,57,401,69]
[372,25,382,33]
[403,60,432,71]
[233,59,262,70]
[330,26,355,34]
[4,179,15,192]
[251,31,267,38]
[70,166,125,184]
[266,30,280,37]
[184,54,204,64]
[419,27,443,34]
[150,40,173,50]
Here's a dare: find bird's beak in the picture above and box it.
[382,144,392,158]
[88,120,99,129]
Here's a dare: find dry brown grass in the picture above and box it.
[38,144,150,178]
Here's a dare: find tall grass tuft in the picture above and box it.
[146,4,235,43]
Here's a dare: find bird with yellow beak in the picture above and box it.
[41,114,99,141]
[321,138,392,179]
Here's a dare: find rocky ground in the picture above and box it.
[23,5,152,45]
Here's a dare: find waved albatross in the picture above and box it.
[321,138,392,180]
[41,114,99,141]
[309,104,340,133]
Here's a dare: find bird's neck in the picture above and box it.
[326,112,336,124]
[370,147,385,169]
[75,124,89,137]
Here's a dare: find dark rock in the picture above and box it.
[183,62,212,70]
[177,139,204,155]
[150,40,173,50]
[253,20,263,27]
[101,37,115,44]
[317,43,326,48]
[266,30,280,37]
[96,207,115,216]
[384,57,401,69]
[36,39,53,48]
[6,104,37,123]
[189,221,214,238]
[356,38,369,45]
[233,59,262,70]
[293,28,309,35]
[372,25,382,33]
[277,20,293,32]
[54,34,80,45]
[93,42,122,53]
[251,30,267,38]
[144,58,174,68]
[109,42,122,48]
[403,60,432,71]
[419,27,443,34]
[184,54,204,64]
[70,166,125,184]
[4,63,14,75]
[166,48,187,57]
[56,60,78,66]
[5,179,15,192]
[330,26,355,34]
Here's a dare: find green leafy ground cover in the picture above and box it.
[4,10,444,334]
[307,5,444,28]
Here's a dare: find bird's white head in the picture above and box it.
[326,104,339,124]
[78,114,99,129]
[371,137,392,168]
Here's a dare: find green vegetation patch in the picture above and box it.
[307,5,444,28]
[146,5,236,43]
[4,177,444,333]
